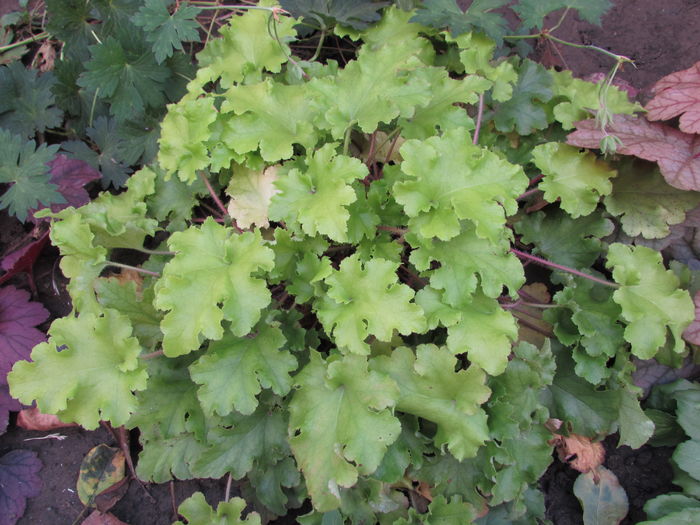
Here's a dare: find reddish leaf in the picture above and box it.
[0,286,48,379]
[28,154,101,222]
[0,384,21,435]
[683,291,700,345]
[83,511,130,525]
[16,407,77,432]
[0,450,42,525]
[568,115,700,191]
[0,232,49,290]
[646,61,700,134]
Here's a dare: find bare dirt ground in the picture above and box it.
[1,1,699,524]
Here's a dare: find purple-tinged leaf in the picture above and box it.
[0,286,49,379]
[0,383,21,435]
[29,154,101,222]
[0,233,49,292]
[0,450,42,525]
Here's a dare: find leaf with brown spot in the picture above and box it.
[83,510,130,525]
[646,62,700,134]
[77,445,126,507]
[683,291,700,345]
[16,407,77,431]
[567,115,700,191]
[550,433,605,473]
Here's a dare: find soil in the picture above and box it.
[1,0,699,524]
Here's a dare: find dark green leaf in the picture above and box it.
[412,0,509,42]
[132,0,201,64]
[513,0,613,30]
[493,59,553,134]
[280,0,388,30]
[0,130,63,222]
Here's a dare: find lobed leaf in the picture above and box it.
[646,61,700,134]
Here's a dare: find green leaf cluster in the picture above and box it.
[7,4,698,524]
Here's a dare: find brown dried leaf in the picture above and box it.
[83,510,130,525]
[683,291,700,345]
[35,40,56,73]
[550,433,605,474]
[646,62,700,134]
[16,407,78,431]
[568,115,700,191]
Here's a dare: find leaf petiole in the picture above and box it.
[510,248,619,288]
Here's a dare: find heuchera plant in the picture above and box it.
[8,5,699,523]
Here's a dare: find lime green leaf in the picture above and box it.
[8,309,148,429]
[190,322,296,416]
[193,7,295,89]
[373,345,490,460]
[535,142,617,218]
[394,127,527,242]
[0,129,63,222]
[409,223,524,305]
[573,466,629,525]
[78,35,171,121]
[154,219,275,357]
[221,80,321,162]
[514,0,612,29]
[158,97,217,183]
[412,0,509,42]
[226,164,280,229]
[450,32,517,102]
[77,444,126,507]
[269,144,368,241]
[174,492,261,525]
[289,352,400,512]
[445,290,518,375]
[550,69,640,129]
[132,0,201,64]
[493,60,553,135]
[516,209,614,269]
[604,161,700,239]
[136,430,206,483]
[0,62,63,137]
[316,254,425,355]
[607,243,695,359]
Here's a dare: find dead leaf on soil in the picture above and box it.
[550,433,605,474]
[34,40,56,73]
[83,510,130,525]
[77,444,126,508]
[646,61,700,134]
[567,115,700,191]
[683,290,700,345]
[16,407,78,431]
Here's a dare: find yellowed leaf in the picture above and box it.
[226,164,280,229]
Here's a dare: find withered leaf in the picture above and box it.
[77,445,126,507]
[646,61,700,134]
[16,407,77,432]
[567,115,700,191]
[550,432,605,474]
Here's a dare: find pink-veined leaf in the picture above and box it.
[0,450,42,525]
[683,290,700,345]
[568,115,700,191]
[646,61,700,134]
[0,286,48,379]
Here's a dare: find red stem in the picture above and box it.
[510,248,619,288]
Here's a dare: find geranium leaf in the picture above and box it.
[493,60,553,135]
[174,492,261,525]
[0,130,63,222]
[568,115,700,191]
[372,345,490,460]
[646,61,700,134]
[514,0,612,29]
[288,352,400,512]
[154,219,275,357]
[189,322,296,417]
[0,450,42,525]
[534,142,617,218]
[0,62,63,137]
[269,144,367,241]
[394,127,527,242]
[315,254,425,355]
[131,0,201,64]
[412,0,510,42]
[279,0,388,30]
[516,209,614,269]
[606,243,695,359]
[8,309,148,429]
[604,160,699,239]
[0,286,49,380]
